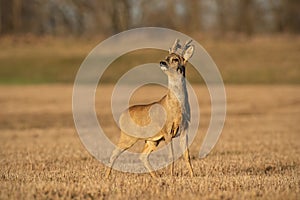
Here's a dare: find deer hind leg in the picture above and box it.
[105,132,138,178]
[180,132,194,177]
[139,140,159,178]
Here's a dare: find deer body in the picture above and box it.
[105,40,194,178]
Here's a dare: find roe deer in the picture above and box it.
[105,39,195,178]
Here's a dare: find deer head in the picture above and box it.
[160,39,194,77]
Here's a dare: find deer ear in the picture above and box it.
[183,45,194,62]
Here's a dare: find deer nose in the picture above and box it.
[160,61,167,66]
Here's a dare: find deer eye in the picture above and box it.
[173,58,179,62]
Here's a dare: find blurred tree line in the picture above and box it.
[0,0,299,37]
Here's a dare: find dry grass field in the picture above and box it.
[0,84,299,199]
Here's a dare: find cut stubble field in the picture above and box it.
[0,84,299,199]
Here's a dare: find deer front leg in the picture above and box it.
[180,131,194,177]
[139,140,158,178]
[164,134,174,176]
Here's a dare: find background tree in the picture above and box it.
[0,0,299,36]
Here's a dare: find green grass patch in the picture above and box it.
[0,36,299,84]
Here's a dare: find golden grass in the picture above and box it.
[0,84,299,199]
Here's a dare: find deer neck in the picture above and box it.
[167,75,189,113]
